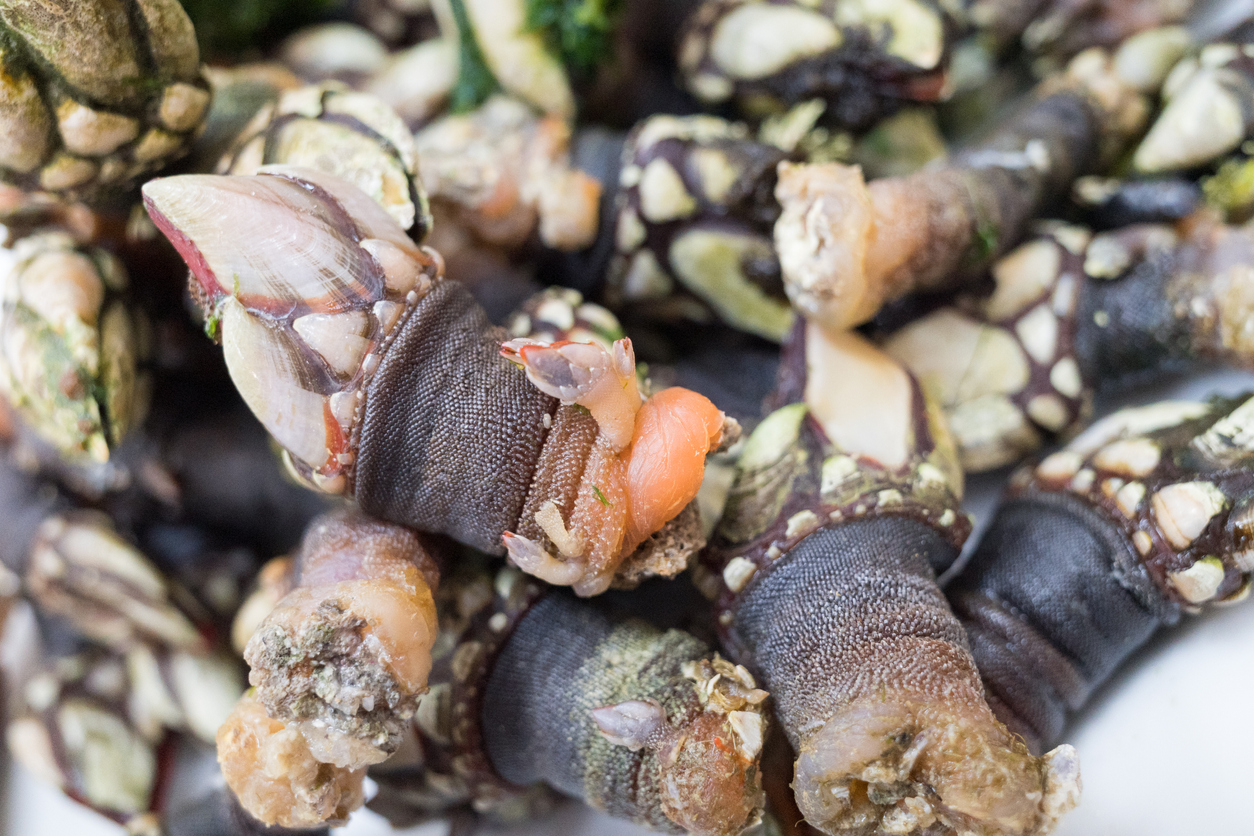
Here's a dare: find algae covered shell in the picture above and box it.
[0,0,211,198]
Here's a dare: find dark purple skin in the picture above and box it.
[948,394,1254,751]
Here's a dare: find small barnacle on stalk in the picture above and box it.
[366,563,768,835]
[883,213,1254,471]
[243,509,439,770]
[0,230,149,464]
[0,0,210,198]
[705,323,1077,836]
[219,82,432,236]
[505,286,625,349]
[416,95,602,253]
[143,166,729,595]
[948,394,1254,751]
[775,43,1154,331]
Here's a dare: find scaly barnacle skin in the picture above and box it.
[219,83,432,236]
[949,395,1254,751]
[885,214,1254,471]
[0,230,149,463]
[367,564,769,836]
[0,0,211,198]
[677,0,949,131]
[142,167,728,595]
[244,509,440,770]
[775,44,1155,331]
[608,114,795,341]
[703,324,1078,836]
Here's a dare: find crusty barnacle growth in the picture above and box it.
[1134,43,1254,174]
[885,212,1254,471]
[0,230,149,463]
[415,95,602,253]
[369,563,768,835]
[244,509,439,770]
[949,394,1254,751]
[705,324,1078,836]
[219,83,432,236]
[217,691,366,829]
[677,0,948,130]
[142,167,730,595]
[775,45,1151,331]
[607,114,796,341]
[0,0,210,198]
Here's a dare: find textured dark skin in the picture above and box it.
[730,517,965,743]
[1072,233,1195,389]
[354,281,557,553]
[948,492,1171,751]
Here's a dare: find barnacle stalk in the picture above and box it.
[142,167,729,595]
[0,230,149,463]
[608,114,795,341]
[242,509,440,770]
[885,213,1254,470]
[0,0,211,198]
[368,564,768,835]
[704,325,1078,835]
[949,395,1254,751]
[677,0,950,131]
[966,0,1196,61]
[775,43,1155,330]
[416,96,602,252]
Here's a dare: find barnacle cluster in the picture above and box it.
[1,2,1253,836]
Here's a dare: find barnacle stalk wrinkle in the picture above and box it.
[949,395,1254,751]
[367,564,768,835]
[706,325,1077,836]
[143,167,728,594]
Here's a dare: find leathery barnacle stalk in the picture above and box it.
[241,509,440,771]
[702,323,1079,836]
[367,563,768,836]
[774,40,1158,331]
[948,395,1254,751]
[142,166,731,595]
[0,229,149,463]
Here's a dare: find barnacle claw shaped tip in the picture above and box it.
[501,336,640,449]
[501,531,587,587]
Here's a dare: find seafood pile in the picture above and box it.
[0,1,1252,835]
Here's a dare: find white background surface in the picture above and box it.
[7,370,1254,836]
